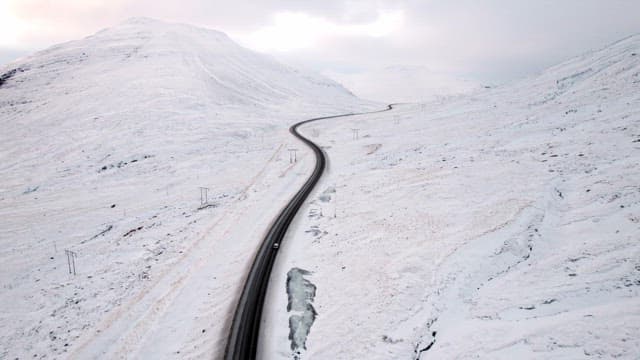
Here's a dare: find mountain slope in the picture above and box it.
[1,17,369,114]
[260,34,640,358]
[0,18,375,359]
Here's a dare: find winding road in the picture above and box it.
[224,105,393,360]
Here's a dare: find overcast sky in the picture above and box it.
[2,0,640,83]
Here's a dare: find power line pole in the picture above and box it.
[329,184,338,218]
[65,249,77,275]
[288,149,298,163]
[351,128,360,140]
[200,187,209,207]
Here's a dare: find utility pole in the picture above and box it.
[199,187,209,207]
[288,149,298,163]
[333,187,337,218]
[65,249,77,275]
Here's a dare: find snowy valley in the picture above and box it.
[0,17,639,360]
[325,65,479,103]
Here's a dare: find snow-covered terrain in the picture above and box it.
[2,16,639,360]
[0,18,377,359]
[261,35,640,358]
[325,65,479,103]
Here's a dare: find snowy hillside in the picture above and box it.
[325,65,479,103]
[0,18,376,359]
[0,17,371,118]
[260,35,640,358]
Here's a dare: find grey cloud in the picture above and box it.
[266,0,640,81]
[6,0,640,82]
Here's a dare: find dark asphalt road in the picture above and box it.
[224,105,393,360]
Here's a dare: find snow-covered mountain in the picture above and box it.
[0,18,375,359]
[505,33,640,104]
[325,64,479,103]
[1,17,372,117]
[260,34,640,358]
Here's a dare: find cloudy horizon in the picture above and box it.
[3,0,640,86]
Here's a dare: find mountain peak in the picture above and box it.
[94,16,231,43]
[119,16,163,26]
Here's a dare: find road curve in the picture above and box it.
[224,105,393,360]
